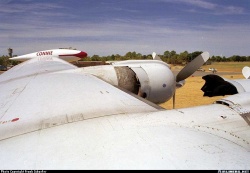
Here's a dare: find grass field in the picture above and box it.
[203,61,250,72]
[159,61,250,110]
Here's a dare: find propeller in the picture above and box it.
[173,51,209,108]
[242,66,250,79]
[176,52,209,82]
[152,51,210,109]
[152,52,162,61]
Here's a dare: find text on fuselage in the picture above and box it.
[36,51,53,56]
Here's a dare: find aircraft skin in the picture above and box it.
[9,49,88,62]
[0,50,250,169]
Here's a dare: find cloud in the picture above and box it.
[0,1,63,13]
[178,0,216,10]
[0,1,249,57]
[2,16,250,57]
[159,0,245,15]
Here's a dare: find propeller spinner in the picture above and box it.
[152,51,210,109]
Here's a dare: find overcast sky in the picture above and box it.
[1,0,250,57]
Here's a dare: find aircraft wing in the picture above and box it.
[0,56,77,83]
[0,57,250,170]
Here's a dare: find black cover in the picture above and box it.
[201,74,238,97]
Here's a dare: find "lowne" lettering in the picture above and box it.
[36,51,53,56]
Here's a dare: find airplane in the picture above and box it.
[8,49,208,105]
[0,49,249,170]
[9,48,88,62]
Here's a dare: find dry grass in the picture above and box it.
[159,61,249,110]
[204,62,250,72]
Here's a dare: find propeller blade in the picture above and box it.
[152,52,162,61]
[173,92,176,109]
[176,52,209,82]
[242,66,250,79]
[176,80,185,89]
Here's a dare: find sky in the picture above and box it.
[0,0,250,57]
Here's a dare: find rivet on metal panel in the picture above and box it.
[220,116,227,119]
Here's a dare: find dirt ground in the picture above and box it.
[159,62,247,109]
[160,72,244,110]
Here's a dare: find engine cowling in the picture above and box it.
[201,74,250,97]
[81,60,175,104]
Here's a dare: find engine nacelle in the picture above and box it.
[81,60,175,104]
[201,74,250,97]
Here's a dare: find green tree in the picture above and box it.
[91,55,101,61]
[179,51,189,64]
[0,56,9,66]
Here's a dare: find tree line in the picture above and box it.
[1,50,250,66]
[81,50,250,65]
